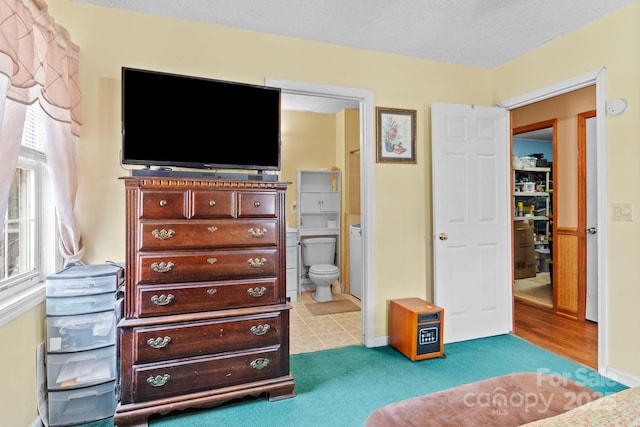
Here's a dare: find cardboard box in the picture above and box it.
[513,221,536,279]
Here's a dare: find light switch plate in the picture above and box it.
[612,203,633,221]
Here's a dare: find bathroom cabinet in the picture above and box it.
[296,170,341,233]
[115,176,295,427]
[296,170,341,293]
[286,230,298,302]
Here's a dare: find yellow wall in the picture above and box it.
[281,110,339,229]
[492,1,640,383]
[3,1,640,423]
[0,304,45,427]
[51,0,493,347]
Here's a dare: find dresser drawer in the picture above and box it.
[131,346,285,403]
[138,219,278,250]
[238,192,277,218]
[130,311,285,364]
[137,249,278,284]
[135,278,278,317]
[190,190,236,218]
[139,190,188,219]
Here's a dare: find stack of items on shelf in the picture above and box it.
[513,163,552,279]
[40,263,124,426]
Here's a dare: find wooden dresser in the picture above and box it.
[114,177,295,426]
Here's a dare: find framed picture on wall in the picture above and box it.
[376,107,417,163]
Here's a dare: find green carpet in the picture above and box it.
[76,334,626,426]
[133,334,626,427]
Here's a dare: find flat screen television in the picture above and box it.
[121,67,281,174]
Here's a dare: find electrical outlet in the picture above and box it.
[612,203,633,221]
[291,201,296,214]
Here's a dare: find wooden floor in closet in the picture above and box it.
[513,300,598,370]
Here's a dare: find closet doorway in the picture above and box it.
[511,85,596,320]
[509,83,600,369]
[512,123,555,310]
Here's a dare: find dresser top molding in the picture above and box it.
[121,176,290,190]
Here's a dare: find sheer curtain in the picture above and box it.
[0,0,83,264]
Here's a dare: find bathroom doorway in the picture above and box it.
[266,77,376,348]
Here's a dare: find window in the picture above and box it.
[0,103,58,325]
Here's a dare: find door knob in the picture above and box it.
[439,232,448,241]
[586,227,597,234]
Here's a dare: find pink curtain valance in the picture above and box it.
[0,0,81,135]
[0,0,83,265]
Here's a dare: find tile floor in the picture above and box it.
[289,291,362,354]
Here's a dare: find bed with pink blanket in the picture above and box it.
[364,372,639,426]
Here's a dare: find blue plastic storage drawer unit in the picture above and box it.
[46,263,123,297]
[47,310,116,352]
[46,291,116,316]
[46,345,117,390]
[48,380,117,426]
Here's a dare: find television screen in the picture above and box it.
[121,67,281,172]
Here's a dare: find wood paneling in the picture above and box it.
[555,228,578,318]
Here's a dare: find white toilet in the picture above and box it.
[301,237,340,302]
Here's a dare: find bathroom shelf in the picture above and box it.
[296,170,341,294]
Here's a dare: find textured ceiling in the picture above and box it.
[72,0,636,113]
[74,0,635,68]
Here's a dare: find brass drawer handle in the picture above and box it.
[250,358,270,370]
[250,324,271,336]
[207,258,218,264]
[151,229,175,240]
[209,200,216,207]
[151,294,174,306]
[247,286,267,297]
[254,201,262,208]
[147,336,171,349]
[159,200,168,207]
[208,226,218,233]
[147,374,170,387]
[248,227,267,238]
[247,258,267,268]
[151,261,174,273]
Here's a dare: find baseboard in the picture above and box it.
[604,366,640,388]
[370,335,390,348]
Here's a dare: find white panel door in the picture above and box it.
[431,103,512,343]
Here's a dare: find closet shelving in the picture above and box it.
[513,166,552,244]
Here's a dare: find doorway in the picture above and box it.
[265,77,376,347]
[512,123,555,310]
[502,70,606,372]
